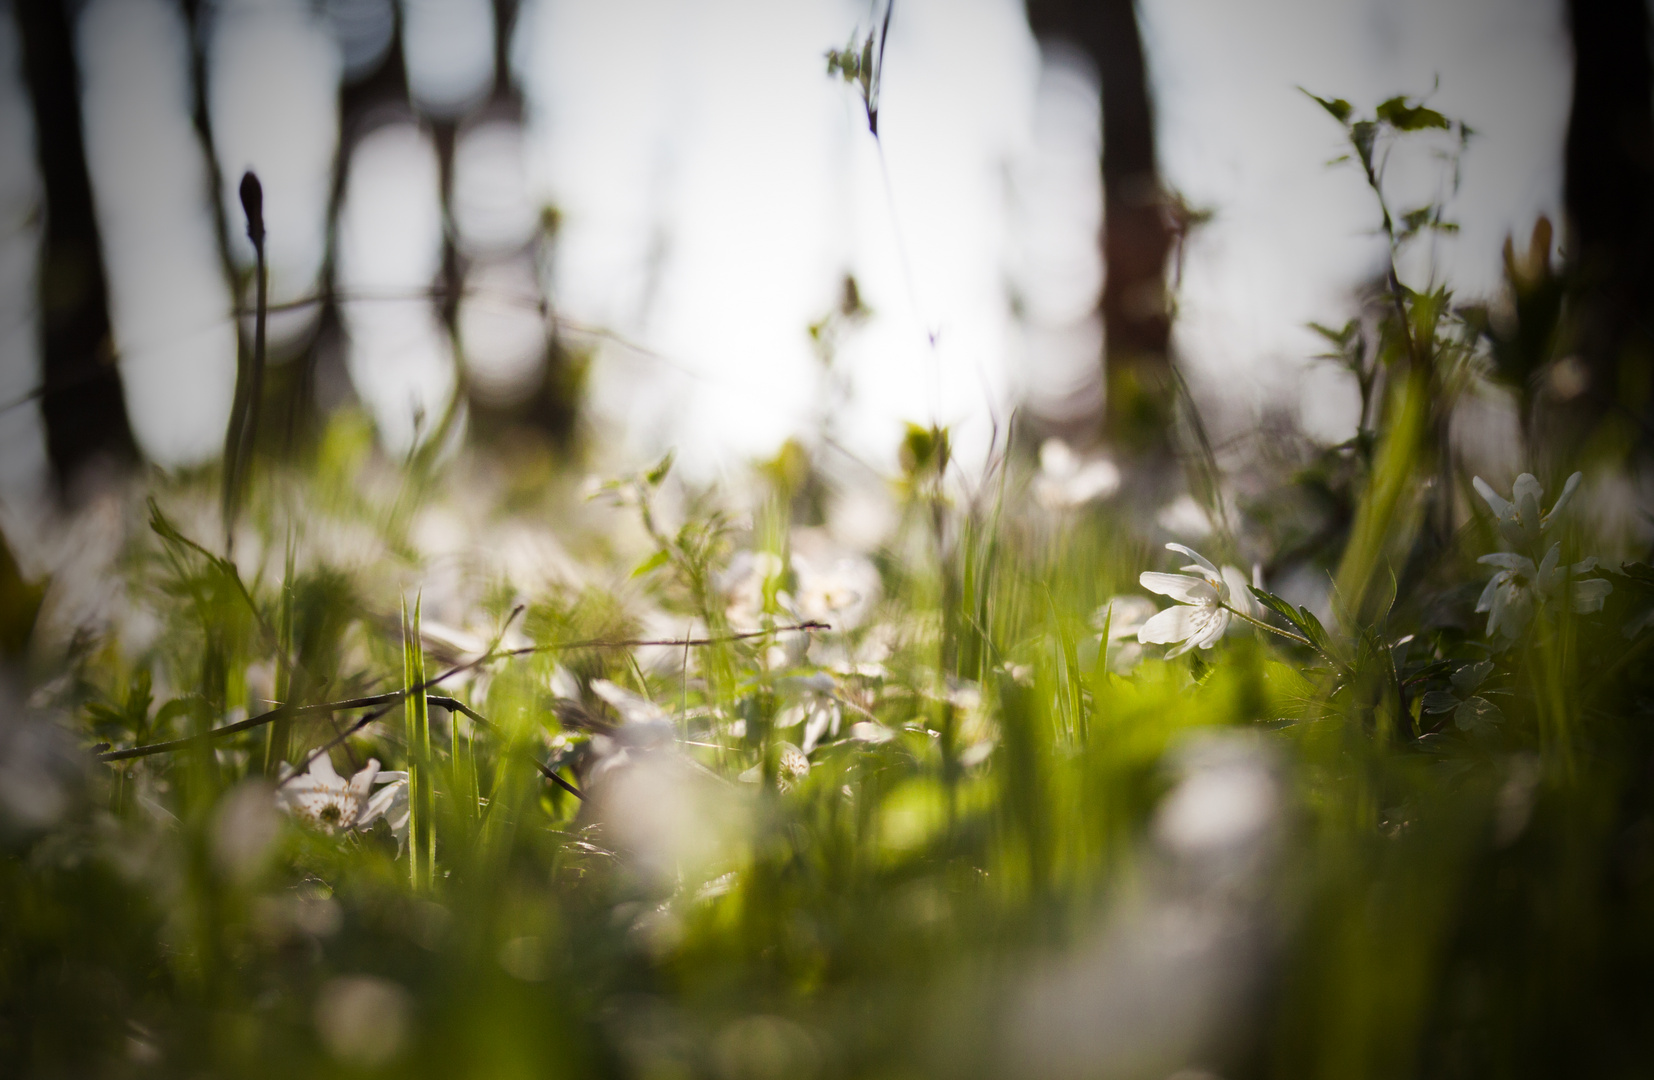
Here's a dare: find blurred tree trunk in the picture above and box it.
[14,0,137,494]
[291,8,415,448]
[1555,0,1654,461]
[1024,0,1173,460]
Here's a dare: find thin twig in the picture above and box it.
[427,695,583,800]
[94,622,830,762]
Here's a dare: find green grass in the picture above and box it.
[5,93,1654,1079]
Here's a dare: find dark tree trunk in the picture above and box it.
[1024,0,1173,457]
[1557,0,1654,458]
[13,0,137,493]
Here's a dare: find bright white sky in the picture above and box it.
[0,0,1571,496]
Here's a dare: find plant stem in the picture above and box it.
[1224,603,1316,649]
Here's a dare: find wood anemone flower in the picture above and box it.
[277,754,409,844]
[1472,471,1582,552]
[1138,543,1234,659]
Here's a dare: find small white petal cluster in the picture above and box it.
[793,551,881,630]
[276,753,409,844]
[1472,471,1580,551]
[1472,472,1611,642]
[1477,547,1612,641]
[1093,594,1158,672]
[1138,544,1240,658]
[1034,439,1122,509]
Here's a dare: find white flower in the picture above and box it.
[1034,439,1122,509]
[1476,542,1612,641]
[277,754,409,844]
[1138,544,1235,658]
[721,550,790,631]
[1472,471,1582,551]
[1092,595,1157,672]
[793,552,881,630]
[1155,495,1214,538]
[590,679,678,749]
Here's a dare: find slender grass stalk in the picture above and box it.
[403,595,434,890]
[264,533,295,775]
[222,171,266,552]
[1335,366,1430,618]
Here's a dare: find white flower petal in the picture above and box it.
[1478,553,1530,571]
[1544,471,1583,527]
[1473,476,1512,519]
[358,777,407,829]
[1220,566,1255,617]
[1139,604,1200,646]
[1093,595,1158,637]
[1537,543,1561,584]
[347,759,381,804]
[1166,543,1221,580]
[1572,577,1612,613]
[1512,473,1544,508]
[1191,608,1231,650]
[306,752,341,784]
[1140,572,1217,604]
[1475,574,1504,614]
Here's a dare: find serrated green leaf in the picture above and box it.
[1298,605,1334,653]
[1454,694,1504,731]
[1249,587,1302,628]
[1421,690,1460,714]
[1451,660,1494,697]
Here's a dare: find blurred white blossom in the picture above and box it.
[1092,594,1157,672]
[721,550,789,631]
[1477,544,1612,642]
[314,975,412,1067]
[1155,495,1213,538]
[1473,471,1582,551]
[1471,471,1609,642]
[793,551,880,630]
[1034,438,1121,509]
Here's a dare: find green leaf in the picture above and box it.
[1297,605,1335,655]
[1301,88,1353,125]
[1249,587,1303,630]
[1450,660,1494,697]
[1309,320,1358,348]
[1351,122,1378,165]
[154,698,194,727]
[1454,695,1504,731]
[1421,690,1461,714]
[1247,586,1338,657]
[631,549,671,580]
[1376,96,1449,132]
[644,450,676,487]
[1401,207,1434,234]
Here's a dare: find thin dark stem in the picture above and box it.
[870,0,893,134]
[223,172,267,551]
[94,622,830,762]
[428,695,583,799]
